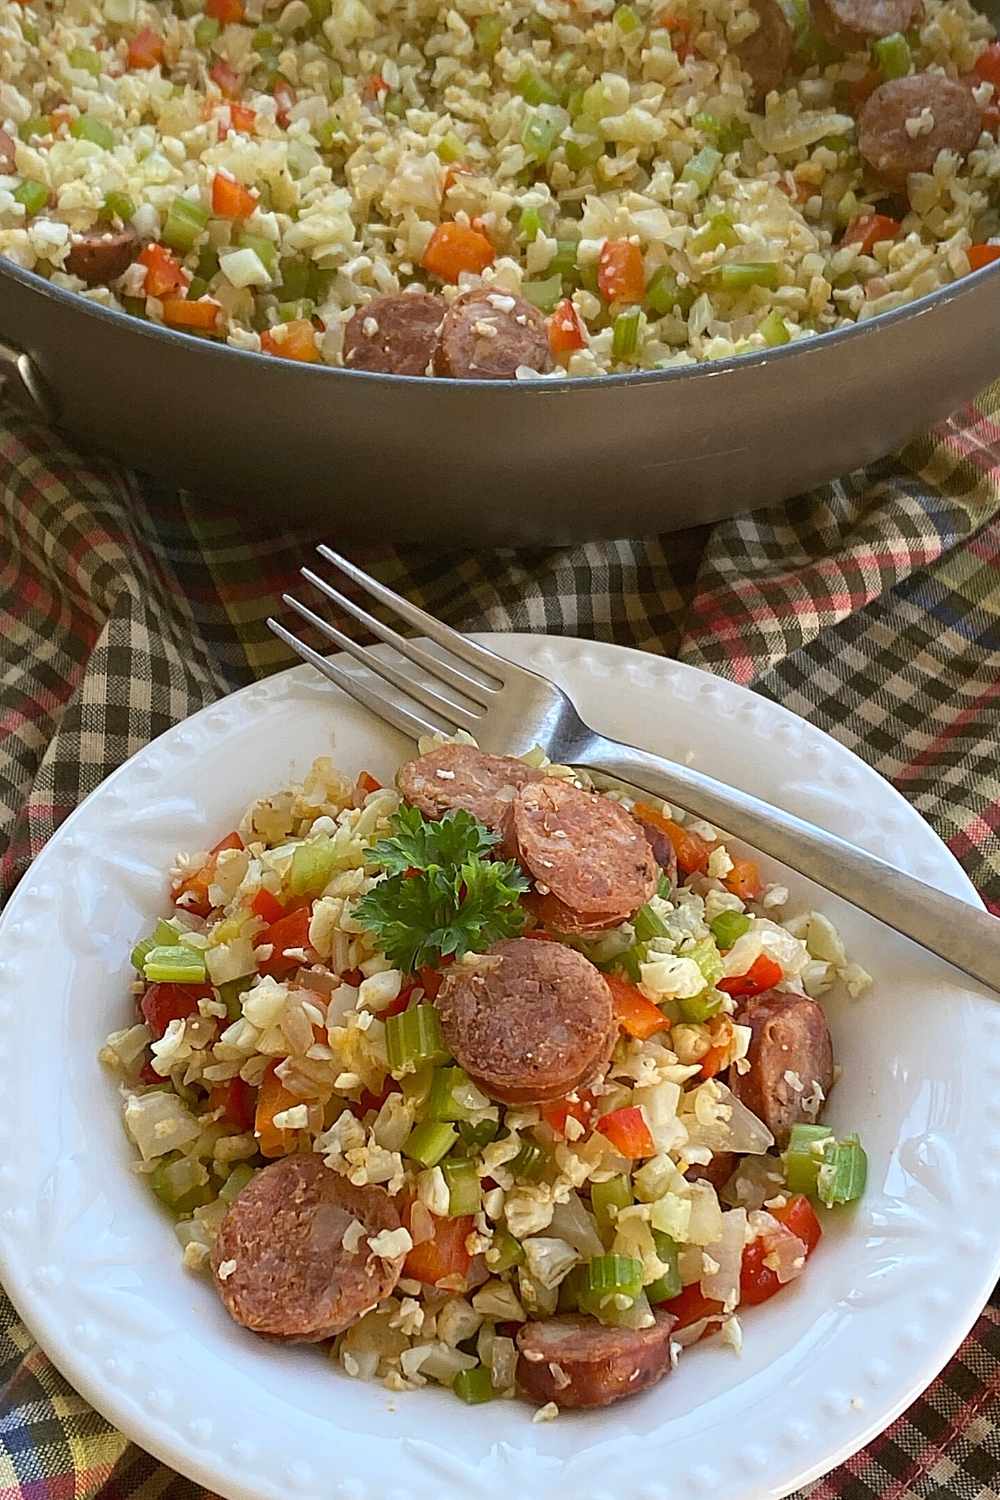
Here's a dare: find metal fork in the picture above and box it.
[269,547,999,994]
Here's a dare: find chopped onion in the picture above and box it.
[685,1180,724,1246]
[124,1090,201,1160]
[490,1335,518,1392]
[684,1081,774,1155]
[722,1154,787,1210]
[548,1193,605,1258]
[523,1236,580,1291]
[700,1208,747,1310]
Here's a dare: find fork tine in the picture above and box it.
[267,618,448,741]
[316,546,514,684]
[281,595,482,735]
[300,566,497,708]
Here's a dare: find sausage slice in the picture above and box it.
[859,74,982,191]
[730,990,834,1148]
[512,778,657,921]
[0,129,16,175]
[527,889,634,935]
[813,0,920,47]
[211,1154,404,1342]
[687,1151,737,1191]
[397,744,544,833]
[434,289,554,379]
[65,227,139,285]
[734,0,795,103]
[436,937,615,1105]
[343,292,445,376]
[516,1311,677,1408]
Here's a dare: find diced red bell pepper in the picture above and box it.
[632,802,712,875]
[421,221,495,281]
[968,243,1000,271]
[127,26,164,69]
[227,102,256,136]
[209,58,241,99]
[595,1105,655,1158]
[355,770,382,800]
[171,829,244,917]
[209,1076,256,1131]
[597,240,645,304]
[251,888,285,925]
[847,68,880,108]
[273,79,296,126]
[206,0,244,20]
[725,857,763,902]
[605,974,670,1040]
[659,1281,723,1326]
[403,1208,473,1285]
[161,297,223,334]
[740,1193,821,1305]
[260,319,320,362]
[380,983,415,1018]
[254,904,313,978]
[340,967,365,987]
[349,1078,401,1117]
[973,40,1000,88]
[138,242,190,301]
[141,982,213,1039]
[418,966,444,999]
[541,1088,595,1137]
[254,1061,299,1157]
[717,953,783,997]
[842,214,900,255]
[547,297,586,355]
[211,172,257,219]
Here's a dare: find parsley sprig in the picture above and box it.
[355,806,529,971]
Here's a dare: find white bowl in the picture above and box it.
[0,634,997,1500]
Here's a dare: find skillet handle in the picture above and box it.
[0,336,57,424]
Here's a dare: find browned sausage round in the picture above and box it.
[859,74,982,191]
[436,937,615,1105]
[734,0,795,103]
[686,1151,737,1191]
[66,227,139,285]
[527,889,632,935]
[343,293,445,376]
[397,744,543,833]
[433,289,554,379]
[0,129,16,175]
[813,0,920,47]
[512,778,657,921]
[516,1311,677,1408]
[635,813,678,894]
[211,1154,404,1342]
[729,990,834,1148]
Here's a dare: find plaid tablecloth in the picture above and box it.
[1,393,998,1500]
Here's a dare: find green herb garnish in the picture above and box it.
[366,804,499,875]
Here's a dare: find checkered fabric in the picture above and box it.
[1,390,998,1500]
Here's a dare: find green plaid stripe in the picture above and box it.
[1,385,999,1500]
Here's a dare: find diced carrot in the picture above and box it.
[632,802,712,875]
[127,26,163,69]
[547,297,586,355]
[973,40,1000,87]
[162,297,223,333]
[842,214,900,255]
[595,1105,656,1158]
[541,1088,595,1137]
[211,172,257,219]
[442,164,470,193]
[209,58,241,99]
[717,953,783,997]
[659,1281,722,1326]
[355,770,382,798]
[141,983,213,1039]
[260,318,321,363]
[403,1208,473,1285]
[968,243,1000,271]
[171,830,243,916]
[254,1061,299,1157]
[605,974,670,1040]
[363,74,388,104]
[598,240,645,304]
[421,221,495,282]
[699,1016,735,1079]
[725,857,762,902]
[251,888,285,924]
[206,0,244,20]
[255,903,313,977]
[209,1076,256,1131]
[138,242,190,301]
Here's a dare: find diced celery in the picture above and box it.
[143,945,207,984]
[759,308,790,346]
[579,261,600,294]
[677,988,724,1023]
[685,935,724,988]
[217,976,253,1022]
[836,190,860,229]
[21,19,38,42]
[102,190,136,224]
[818,1134,868,1206]
[276,298,315,322]
[784,1123,834,1196]
[611,306,642,360]
[644,1230,681,1303]
[549,238,580,278]
[709,910,753,948]
[515,69,560,107]
[69,46,102,75]
[690,212,739,254]
[565,133,603,171]
[386,1005,450,1072]
[591,1174,632,1244]
[455,1118,499,1153]
[20,115,51,143]
[475,14,503,55]
[384,92,406,118]
[681,145,722,192]
[718,119,750,153]
[289,836,338,896]
[435,130,464,163]
[237,230,278,275]
[522,273,563,312]
[615,4,641,31]
[716,261,780,290]
[70,116,115,150]
[873,31,911,78]
[219,1163,256,1203]
[453,1366,494,1404]
[518,206,542,242]
[404,1120,457,1168]
[693,110,720,138]
[278,260,310,300]
[195,15,220,45]
[442,1158,480,1216]
[646,265,693,316]
[486,1228,524,1273]
[252,23,277,48]
[557,1263,586,1311]
[657,871,673,898]
[522,109,563,162]
[150,1154,212,1213]
[163,195,210,253]
[511,1141,548,1181]
[633,903,670,942]
[305,0,331,23]
[427,1066,477,1122]
[131,919,180,970]
[579,1253,643,1313]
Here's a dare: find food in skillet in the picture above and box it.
[4,0,1000,377]
[101,743,870,1413]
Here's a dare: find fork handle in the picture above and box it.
[575,737,1000,994]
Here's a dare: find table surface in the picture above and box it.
[0,394,997,1500]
